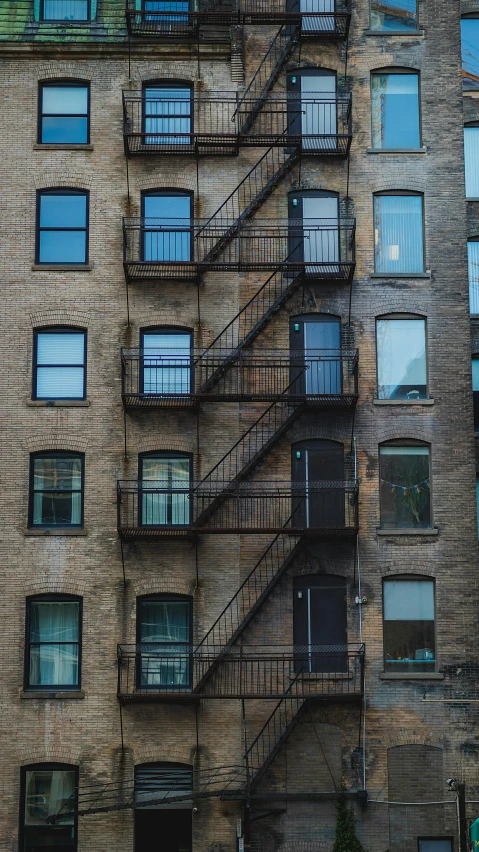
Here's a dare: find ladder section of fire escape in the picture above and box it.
[192,533,304,692]
[235,24,300,135]
[198,144,300,266]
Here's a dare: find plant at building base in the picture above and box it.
[332,787,364,852]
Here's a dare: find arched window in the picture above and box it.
[291,439,345,528]
[370,0,417,32]
[371,69,420,150]
[139,452,192,527]
[135,762,192,852]
[376,314,427,400]
[20,763,78,851]
[33,327,87,400]
[140,327,192,396]
[36,189,89,265]
[39,80,90,144]
[141,190,193,263]
[142,81,193,149]
[461,16,479,91]
[29,452,85,528]
[136,595,192,691]
[373,191,424,274]
[383,576,435,672]
[293,575,347,673]
[379,440,431,529]
[25,595,82,690]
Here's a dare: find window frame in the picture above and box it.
[40,0,90,21]
[373,190,425,275]
[36,188,89,266]
[141,80,194,146]
[24,594,83,691]
[38,80,90,145]
[464,123,479,200]
[139,326,193,396]
[461,15,479,92]
[28,451,85,529]
[19,762,79,852]
[417,840,453,852]
[287,189,341,270]
[370,68,422,151]
[32,326,87,401]
[136,594,193,690]
[375,313,428,401]
[378,439,432,530]
[138,451,193,528]
[370,0,418,33]
[140,189,193,264]
[382,576,436,673]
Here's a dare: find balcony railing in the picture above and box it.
[122,217,356,282]
[117,644,365,701]
[116,479,359,538]
[125,0,351,36]
[122,91,352,156]
[121,348,359,408]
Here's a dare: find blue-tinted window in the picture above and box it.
[34,329,86,400]
[377,317,427,400]
[465,127,479,199]
[462,18,479,91]
[26,598,81,689]
[40,84,89,144]
[144,85,192,146]
[469,240,479,314]
[371,73,420,149]
[37,191,88,264]
[30,453,84,528]
[370,0,416,31]
[42,0,89,20]
[374,194,424,274]
[142,193,192,262]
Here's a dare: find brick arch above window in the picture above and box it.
[133,745,196,767]
[33,173,93,191]
[18,746,82,766]
[138,173,197,194]
[23,434,88,453]
[136,438,196,456]
[376,429,433,445]
[138,65,198,83]
[370,299,429,317]
[30,309,91,329]
[24,578,87,597]
[132,578,197,599]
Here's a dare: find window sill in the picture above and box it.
[373,398,434,406]
[376,527,439,536]
[27,399,90,407]
[466,198,479,202]
[367,148,427,154]
[32,264,91,271]
[379,672,443,681]
[33,144,93,151]
[370,272,431,279]
[24,528,88,536]
[364,29,423,36]
[21,689,85,699]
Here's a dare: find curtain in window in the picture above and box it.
[25,768,75,825]
[33,457,82,526]
[469,241,479,314]
[379,445,431,528]
[465,128,479,198]
[376,318,426,399]
[140,601,190,686]
[36,333,85,399]
[29,601,79,686]
[374,195,423,273]
[141,457,190,525]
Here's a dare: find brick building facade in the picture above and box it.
[0,1,479,851]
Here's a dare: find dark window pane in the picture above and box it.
[379,446,431,528]
[42,117,88,144]
[24,768,76,851]
[370,0,416,31]
[374,195,423,274]
[32,457,82,527]
[371,74,420,149]
[384,580,434,672]
[141,456,190,526]
[42,0,89,20]
[462,19,479,91]
[139,600,190,687]
[377,318,426,399]
[418,842,452,852]
[30,601,79,642]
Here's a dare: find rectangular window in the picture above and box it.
[142,193,192,263]
[141,331,191,395]
[468,241,479,314]
[34,330,86,400]
[371,74,420,149]
[30,453,84,528]
[42,0,89,20]
[37,191,88,265]
[26,598,81,689]
[370,0,417,31]
[383,579,435,672]
[140,455,191,526]
[461,19,479,91]
[376,317,427,400]
[143,0,189,23]
[138,598,191,688]
[379,445,431,529]
[374,194,424,274]
[465,128,479,199]
[39,84,89,144]
[473,359,479,431]
[22,765,78,850]
[144,86,192,146]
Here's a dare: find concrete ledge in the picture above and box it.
[33,144,93,151]
[24,528,88,536]
[373,398,434,406]
[380,672,444,681]
[27,399,90,407]
[21,690,85,699]
[367,148,427,154]
[376,528,439,536]
[32,264,91,271]
[370,272,432,279]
